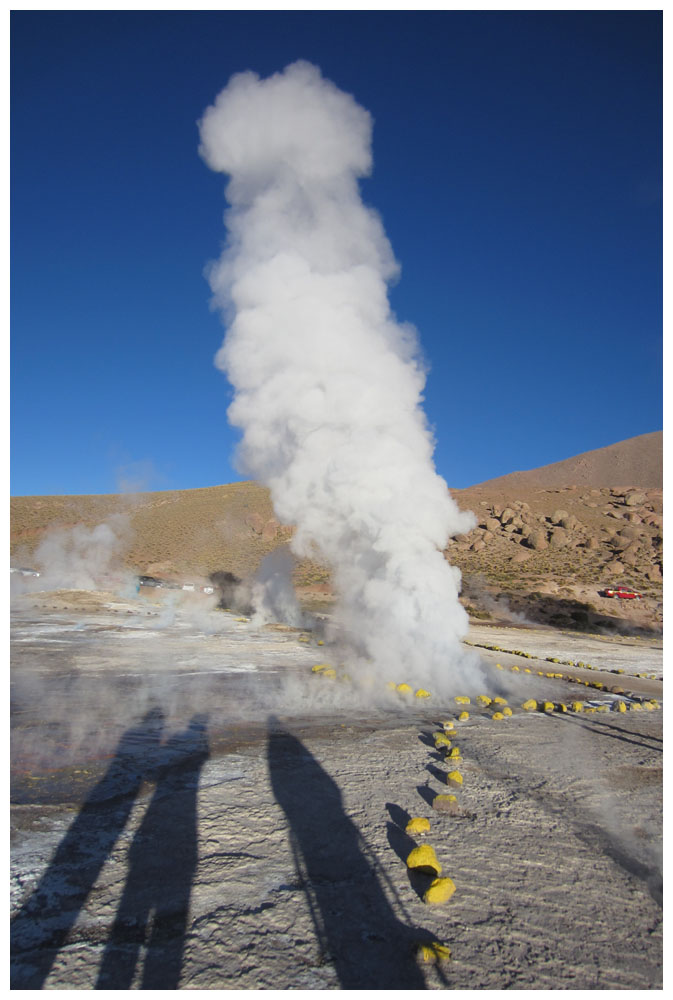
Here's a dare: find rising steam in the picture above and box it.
[199,61,477,690]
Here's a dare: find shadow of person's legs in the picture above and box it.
[267,716,428,989]
[96,714,210,989]
[10,708,166,989]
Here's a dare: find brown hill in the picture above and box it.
[473,432,662,491]
[10,435,663,633]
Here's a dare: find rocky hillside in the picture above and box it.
[10,434,663,634]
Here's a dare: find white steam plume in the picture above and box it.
[199,61,477,691]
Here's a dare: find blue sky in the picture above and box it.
[11,10,662,497]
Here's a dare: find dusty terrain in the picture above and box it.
[10,589,662,990]
[10,432,663,633]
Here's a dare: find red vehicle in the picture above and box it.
[601,586,643,600]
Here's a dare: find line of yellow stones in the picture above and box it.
[464,639,659,681]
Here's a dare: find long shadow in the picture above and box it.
[96,714,210,989]
[554,712,663,752]
[10,707,166,989]
[267,717,432,989]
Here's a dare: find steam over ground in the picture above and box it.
[199,61,478,692]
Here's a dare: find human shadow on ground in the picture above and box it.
[267,716,435,989]
[96,713,210,989]
[10,707,167,989]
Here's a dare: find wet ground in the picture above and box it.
[10,590,663,989]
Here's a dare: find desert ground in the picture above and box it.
[10,587,662,990]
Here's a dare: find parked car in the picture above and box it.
[600,586,643,600]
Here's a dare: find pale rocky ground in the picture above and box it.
[10,590,662,990]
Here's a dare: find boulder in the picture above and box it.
[524,530,548,550]
[551,509,569,525]
[500,508,516,525]
[625,492,647,507]
[605,560,625,575]
[485,518,500,533]
[549,528,570,549]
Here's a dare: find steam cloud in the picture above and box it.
[199,61,477,690]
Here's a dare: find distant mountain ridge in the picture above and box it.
[472,432,662,491]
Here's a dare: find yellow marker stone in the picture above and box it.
[447,770,463,787]
[322,668,337,679]
[616,701,627,713]
[511,665,520,672]
[442,721,455,731]
[455,695,471,704]
[396,683,413,695]
[496,663,503,670]
[555,703,567,713]
[476,695,492,706]
[405,816,431,835]
[492,711,504,721]
[630,702,642,711]
[417,941,451,964]
[571,701,584,713]
[543,701,554,713]
[312,664,330,673]
[493,696,508,705]
[406,844,441,875]
[522,699,537,711]
[458,711,469,722]
[317,640,324,645]
[415,688,431,699]
[502,707,513,717]
[447,746,461,758]
[432,793,457,812]
[424,877,456,904]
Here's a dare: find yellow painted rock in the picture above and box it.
[543,701,554,713]
[405,816,431,835]
[502,707,513,717]
[496,663,503,670]
[493,696,508,705]
[511,665,520,672]
[434,734,452,748]
[447,746,461,758]
[492,711,504,721]
[236,617,250,622]
[615,701,627,713]
[322,668,337,679]
[424,877,456,904]
[416,941,451,964]
[555,703,567,713]
[396,683,413,695]
[447,770,463,787]
[477,694,492,706]
[432,793,458,813]
[406,844,441,875]
[311,663,330,673]
[643,701,655,711]
[458,711,469,722]
[455,695,471,704]
[630,702,642,711]
[522,699,537,711]
[317,639,324,645]
[571,701,584,713]
[442,721,455,731]
[415,688,432,699]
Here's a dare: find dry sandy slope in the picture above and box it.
[10,600,662,990]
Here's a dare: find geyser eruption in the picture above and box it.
[199,61,476,690]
